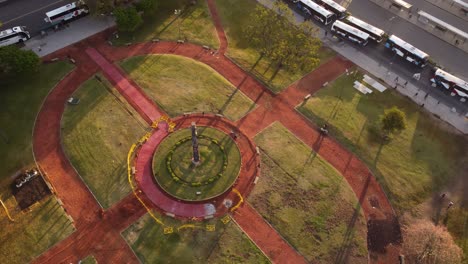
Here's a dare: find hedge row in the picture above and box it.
[165,136,228,187]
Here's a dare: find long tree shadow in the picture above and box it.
[218,75,248,114]
[335,173,370,263]
[334,202,362,264]
[372,139,385,167]
[219,53,266,116]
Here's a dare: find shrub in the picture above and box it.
[403,220,462,264]
[135,0,159,14]
[114,6,143,32]
[0,46,40,77]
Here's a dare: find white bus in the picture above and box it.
[431,68,468,98]
[296,0,336,25]
[0,26,31,47]
[313,0,347,19]
[331,20,370,46]
[385,35,429,67]
[345,16,385,43]
[44,0,89,25]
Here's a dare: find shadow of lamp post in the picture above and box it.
[385,16,397,77]
[174,9,182,40]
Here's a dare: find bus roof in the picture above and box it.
[0,27,25,38]
[333,20,370,39]
[388,35,429,59]
[299,0,334,17]
[435,68,468,92]
[346,16,385,37]
[320,0,347,13]
[45,2,79,18]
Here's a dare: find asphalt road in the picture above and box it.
[404,0,468,31]
[277,0,468,111]
[0,0,74,36]
[348,0,468,80]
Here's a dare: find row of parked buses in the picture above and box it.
[0,0,89,48]
[291,0,468,100]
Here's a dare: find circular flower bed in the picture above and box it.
[166,135,228,186]
[152,127,241,201]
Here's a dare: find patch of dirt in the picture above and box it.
[367,214,402,254]
[11,170,51,210]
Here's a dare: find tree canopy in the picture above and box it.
[135,0,159,14]
[403,220,462,264]
[114,6,143,32]
[380,106,407,135]
[0,46,40,77]
[244,1,321,80]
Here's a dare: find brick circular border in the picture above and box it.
[134,114,260,218]
[152,129,241,202]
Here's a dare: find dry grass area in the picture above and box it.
[252,122,368,263]
[120,54,255,121]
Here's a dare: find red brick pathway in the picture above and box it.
[32,0,402,262]
[234,204,307,264]
[85,47,162,124]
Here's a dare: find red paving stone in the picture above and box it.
[85,47,162,124]
[32,1,402,262]
[234,203,307,264]
[33,41,143,264]
[135,115,259,218]
[206,0,228,53]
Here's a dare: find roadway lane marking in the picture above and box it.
[1,0,65,25]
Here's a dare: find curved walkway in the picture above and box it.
[134,115,259,218]
[33,41,143,264]
[91,37,401,262]
[32,0,402,263]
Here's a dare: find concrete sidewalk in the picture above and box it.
[325,37,468,133]
[22,15,115,57]
[257,0,467,134]
[368,0,468,53]
[423,0,468,22]
[19,3,467,133]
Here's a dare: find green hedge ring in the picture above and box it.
[165,136,228,186]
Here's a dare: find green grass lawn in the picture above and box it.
[152,127,241,201]
[0,193,74,263]
[252,122,368,263]
[123,212,269,263]
[298,70,468,259]
[62,75,147,208]
[446,208,468,262]
[120,54,255,121]
[297,71,467,213]
[0,61,74,181]
[215,0,336,93]
[112,0,219,48]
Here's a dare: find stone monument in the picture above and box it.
[191,122,200,165]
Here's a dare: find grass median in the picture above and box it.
[120,54,255,121]
[123,213,270,263]
[112,0,219,48]
[215,0,336,93]
[0,61,74,180]
[297,71,468,257]
[252,122,368,263]
[62,75,147,208]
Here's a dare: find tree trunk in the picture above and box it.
[269,62,283,82]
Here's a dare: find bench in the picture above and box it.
[363,75,388,92]
[353,81,373,94]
